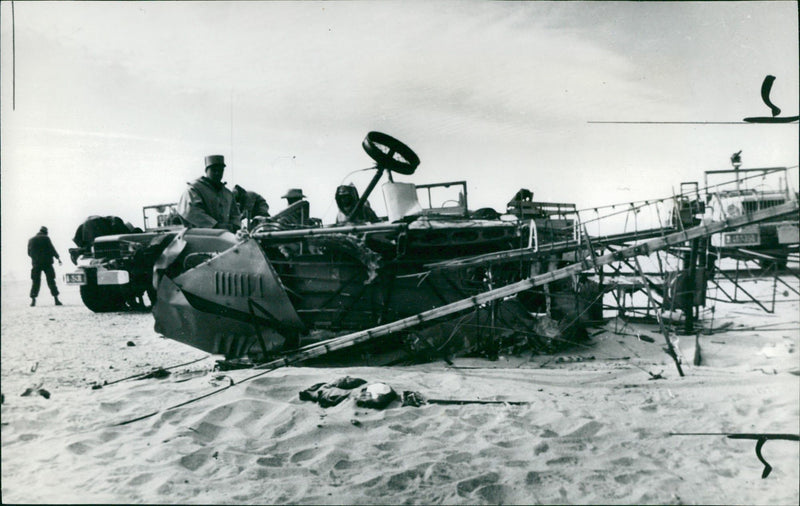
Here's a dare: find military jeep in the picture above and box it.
[64,204,183,312]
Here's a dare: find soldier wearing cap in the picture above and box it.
[177,155,242,232]
[282,188,306,206]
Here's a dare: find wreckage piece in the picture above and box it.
[355,383,397,409]
[153,229,305,357]
[248,200,799,370]
[153,216,529,358]
[156,199,797,363]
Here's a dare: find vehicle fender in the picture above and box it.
[153,229,189,273]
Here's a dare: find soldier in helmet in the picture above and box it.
[335,184,379,225]
[177,155,242,232]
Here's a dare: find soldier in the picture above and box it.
[28,226,63,307]
[335,184,379,225]
[233,184,271,223]
[177,155,242,232]
[282,188,306,206]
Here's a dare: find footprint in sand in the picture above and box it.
[564,420,604,438]
[180,448,212,471]
[373,441,401,452]
[99,401,127,413]
[290,447,318,464]
[67,441,91,455]
[333,459,352,470]
[388,423,417,435]
[526,471,544,485]
[204,404,234,423]
[614,469,654,484]
[611,456,634,467]
[640,402,658,412]
[257,453,288,467]
[456,472,499,497]
[386,465,426,492]
[445,452,472,464]
[424,461,459,484]
[271,412,299,438]
[189,421,223,443]
[546,455,579,466]
[128,473,154,486]
[475,484,511,503]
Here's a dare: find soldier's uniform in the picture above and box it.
[233,185,270,222]
[177,155,242,231]
[28,226,62,306]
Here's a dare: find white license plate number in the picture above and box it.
[724,233,759,245]
[65,272,87,285]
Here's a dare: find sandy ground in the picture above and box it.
[2,276,799,504]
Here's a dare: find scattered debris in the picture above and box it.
[355,383,397,409]
[401,390,426,407]
[137,368,171,380]
[20,383,50,399]
[554,355,595,364]
[299,376,368,408]
[215,358,255,371]
[210,375,235,387]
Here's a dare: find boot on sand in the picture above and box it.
[54,297,63,306]
[30,298,36,307]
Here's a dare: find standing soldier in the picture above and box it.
[177,155,242,232]
[28,226,63,307]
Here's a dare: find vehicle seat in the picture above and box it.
[383,182,422,222]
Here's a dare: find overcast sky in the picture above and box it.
[1,1,798,276]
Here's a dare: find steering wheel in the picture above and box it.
[362,131,420,175]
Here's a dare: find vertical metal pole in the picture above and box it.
[684,238,699,334]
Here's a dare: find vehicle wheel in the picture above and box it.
[79,285,127,312]
[361,131,420,175]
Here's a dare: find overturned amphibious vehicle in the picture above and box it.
[152,132,597,361]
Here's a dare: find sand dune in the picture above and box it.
[2,278,798,504]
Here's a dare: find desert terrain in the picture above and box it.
[1,275,798,504]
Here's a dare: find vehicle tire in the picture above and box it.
[79,285,127,313]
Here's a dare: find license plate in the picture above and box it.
[65,272,87,285]
[724,233,759,245]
